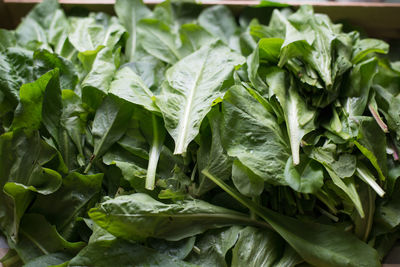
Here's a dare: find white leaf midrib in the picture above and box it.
[174,49,210,154]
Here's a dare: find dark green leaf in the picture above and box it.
[203,170,381,267]
[89,193,269,242]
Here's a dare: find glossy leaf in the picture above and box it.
[114,0,151,61]
[85,95,133,173]
[30,172,103,240]
[187,226,241,267]
[9,214,85,264]
[203,170,381,267]
[109,66,159,113]
[156,41,244,154]
[232,226,283,267]
[89,193,269,242]
[221,85,289,186]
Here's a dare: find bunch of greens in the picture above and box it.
[1,0,400,266]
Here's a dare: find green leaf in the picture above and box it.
[265,67,317,165]
[156,41,244,154]
[24,252,72,267]
[221,85,289,186]
[109,66,159,113]
[68,15,125,53]
[114,0,152,62]
[41,69,62,144]
[352,183,375,242]
[232,226,283,267]
[203,170,381,267]
[15,0,60,50]
[354,118,387,181]
[274,244,303,267]
[274,6,347,90]
[137,19,183,64]
[198,5,237,44]
[309,145,364,217]
[88,193,269,242]
[2,182,35,242]
[180,24,217,51]
[68,238,196,267]
[148,236,196,261]
[85,95,133,173]
[30,172,103,240]
[60,90,87,166]
[0,30,16,52]
[258,37,283,64]
[352,38,389,64]
[33,49,79,90]
[375,189,400,233]
[81,47,118,109]
[196,108,232,196]
[9,214,85,264]
[246,45,269,96]
[186,226,241,267]
[24,0,59,31]
[12,69,59,132]
[0,48,34,105]
[342,57,379,117]
[16,18,48,50]
[284,156,324,194]
[231,159,264,198]
[0,131,60,195]
[111,160,147,193]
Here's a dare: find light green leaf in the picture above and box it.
[12,69,59,132]
[137,19,183,64]
[0,48,35,106]
[265,67,317,165]
[109,66,159,113]
[156,41,244,154]
[81,47,118,109]
[115,0,151,61]
[198,5,237,45]
[68,15,125,53]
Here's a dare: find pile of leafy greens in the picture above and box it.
[1,0,400,266]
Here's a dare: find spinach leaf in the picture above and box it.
[231,226,283,267]
[85,95,133,173]
[114,0,151,62]
[203,170,381,267]
[89,193,269,242]
[68,238,196,267]
[9,214,85,264]
[186,226,241,267]
[156,41,244,154]
[221,85,289,186]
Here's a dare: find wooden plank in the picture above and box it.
[3,0,400,7]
